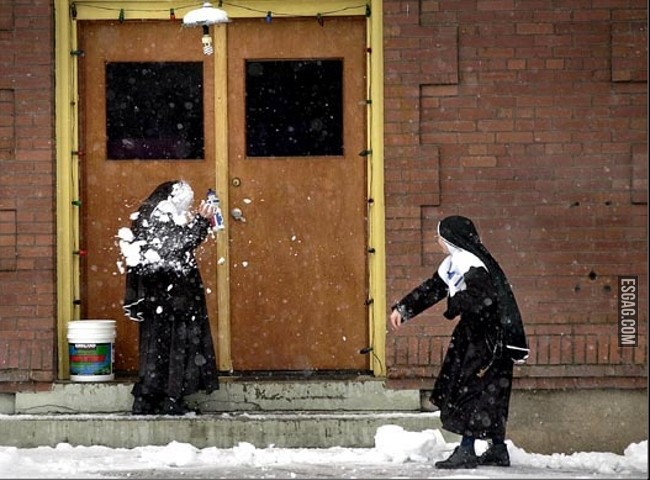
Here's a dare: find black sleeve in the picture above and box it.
[155,215,211,260]
[392,272,448,322]
[183,215,211,251]
[443,266,497,320]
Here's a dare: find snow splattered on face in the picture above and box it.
[150,181,194,225]
[171,181,194,214]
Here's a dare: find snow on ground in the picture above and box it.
[0,425,646,479]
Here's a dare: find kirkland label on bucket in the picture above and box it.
[69,343,112,375]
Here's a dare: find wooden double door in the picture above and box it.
[78,17,369,375]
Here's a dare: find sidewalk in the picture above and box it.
[3,434,647,479]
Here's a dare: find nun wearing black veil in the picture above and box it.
[119,180,220,415]
[389,215,528,469]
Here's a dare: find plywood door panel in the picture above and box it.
[227,17,368,372]
[79,21,218,372]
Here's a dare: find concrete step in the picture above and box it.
[10,377,424,414]
[1,378,454,449]
[0,411,448,449]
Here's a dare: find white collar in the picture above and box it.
[438,246,487,296]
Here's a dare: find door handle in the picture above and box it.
[231,207,246,222]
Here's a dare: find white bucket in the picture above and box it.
[67,320,116,382]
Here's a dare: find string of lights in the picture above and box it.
[70,1,370,21]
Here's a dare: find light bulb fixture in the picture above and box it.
[201,25,213,55]
[182,2,230,56]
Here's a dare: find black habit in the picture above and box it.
[393,215,528,440]
[123,181,219,405]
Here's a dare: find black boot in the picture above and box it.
[435,445,478,469]
[161,396,190,415]
[132,394,163,415]
[161,396,202,415]
[478,443,510,467]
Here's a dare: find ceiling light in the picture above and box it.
[183,2,229,55]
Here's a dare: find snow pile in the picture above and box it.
[0,428,647,479]
[509,439,648,476]
[374,424,448,463]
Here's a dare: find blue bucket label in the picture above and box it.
[69,342,112,375]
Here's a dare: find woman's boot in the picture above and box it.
[435,445,478,469]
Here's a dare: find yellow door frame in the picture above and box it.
[54,0,386,378]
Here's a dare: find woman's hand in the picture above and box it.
[389,309,403,332]
[198,200,214,219]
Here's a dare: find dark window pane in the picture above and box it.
[246,60,343,157]
[106,62,204,160]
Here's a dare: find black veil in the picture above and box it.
[130,180,178,235]
[123,180,183,321]
[439,215,529,361]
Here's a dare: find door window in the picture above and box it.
[105,62,204,160]
[245,59,343,157]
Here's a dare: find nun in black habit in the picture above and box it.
[389,215,528,469]
[120,180,220,415]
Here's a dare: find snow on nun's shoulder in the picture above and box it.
[117,227,147,269]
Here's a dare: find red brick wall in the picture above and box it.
[384,0,647,389]
[0,0,646,391]
[0,0,56,388]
